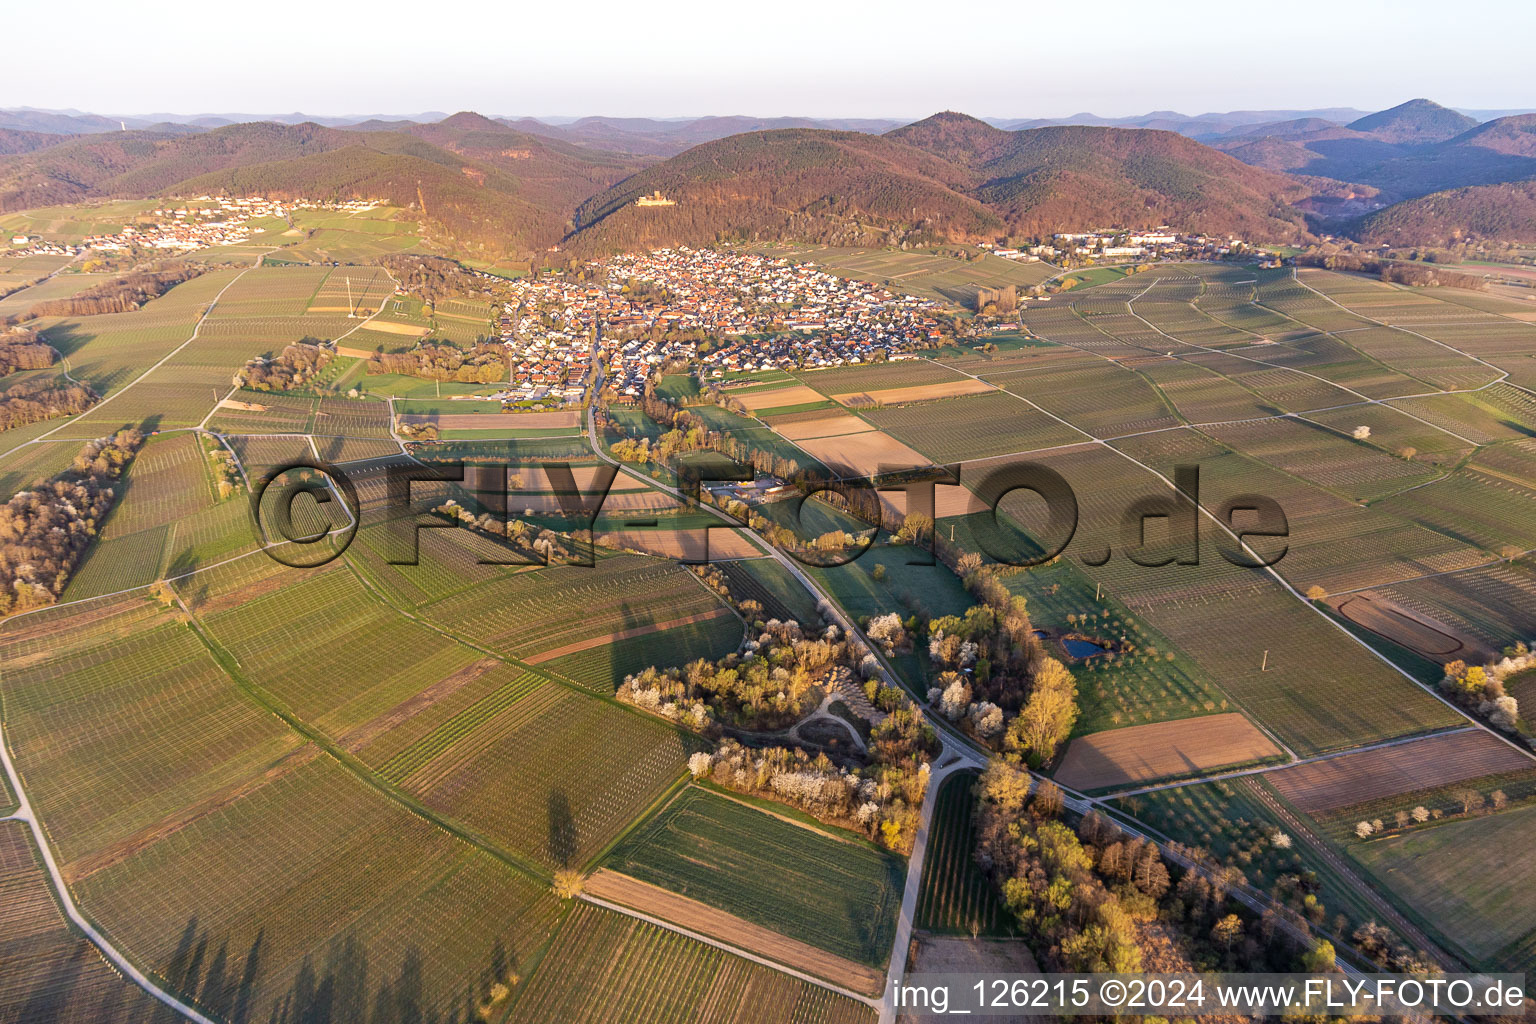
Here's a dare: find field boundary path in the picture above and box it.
[579,891,882,1008]
[879,757,977,1024]
[1,263,261,463]
[1107,726,1479,799]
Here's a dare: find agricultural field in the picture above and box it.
[1113,777,1410,947]
[997,559,1232,735]
[0,271,112,319]
[1055,713,1284,791]
[604,787,904,967]
[864,391,1084,463]
[0,435,99,506]
[542,611,744,693]
[1266,729,1533,814]
[508,904,877,1024]
[0,822,169,1023]
[0,594,566,1023]
[1350,802,1536,972]
[418,554,730,662]
[798,360,970,396]
[976,351,1181,437]
[963,435,1464,754]
[715,557,823,626]
[914,772,1013,937]
[371,670,699,869]
[9,241,1536,1019]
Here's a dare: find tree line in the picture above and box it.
[0,428,143,615]
[236,342,332,391]
[26,263,205,317]
[0,328,56,376]
[1296,251,1489,290]
[0,377,98,432]
[974,765,1339,974]
[368,341,507,383]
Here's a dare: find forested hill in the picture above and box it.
[0,122,354,211]
[1212,101,1536,212]
[3,104,1532,257]
[1353,180,1536,247]
[565,111,1328,253]
[0,119,641,254]
[567,127,1003,254]
[1345,99,1478,144]
[892,112,1320,241]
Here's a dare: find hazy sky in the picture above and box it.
[12,0,1535,119]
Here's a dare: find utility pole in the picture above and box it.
[1261,650,1269,671]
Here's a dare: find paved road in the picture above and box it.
[877,757,981,1024]
[584,357,992,1023]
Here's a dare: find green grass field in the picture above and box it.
[604,786,905,966]
[1350,802,1536,971]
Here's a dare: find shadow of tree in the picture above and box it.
[547,790,578,870]
[15,915,522,1024]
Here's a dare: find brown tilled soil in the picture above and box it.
[595,527,762,561]
[1267,728,1533,813]
[1055,713,1282,791]
[896,936,1042,1024]
[736,384,824,411]
[1333,592,1476,660]
[795,431,932,477]
[774,413,877,441]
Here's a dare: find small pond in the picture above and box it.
[1062,636,1109,659]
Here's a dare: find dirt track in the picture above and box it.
[584,869,884,995]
